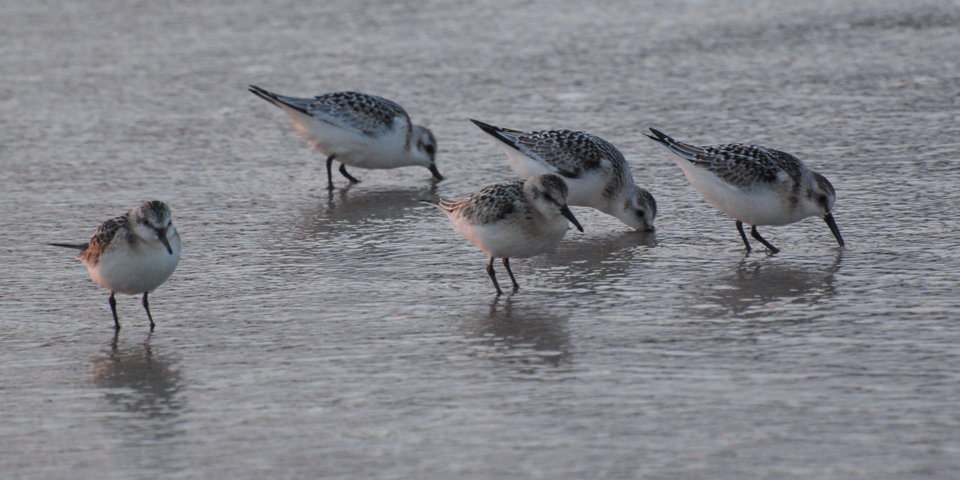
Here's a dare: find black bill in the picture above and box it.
[560,205,584,232]
[428,164,444,181]
[157,229,174,254]
[824,213,844,247]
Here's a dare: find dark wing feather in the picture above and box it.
[444,181,525,225]
[306,91,409,137]
[699,144,803,188]
[250,86,408,137]
[471,120,619,179]
[515,130,620,178]
[646,128,802,188]
[79,216,127,265]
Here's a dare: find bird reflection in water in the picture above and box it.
[90,332,185,432]
[300,184,440,237]
[462,297,572,370]
[701,251,843,319]
[542,229,657,291]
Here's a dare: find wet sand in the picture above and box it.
[2,0,959,478]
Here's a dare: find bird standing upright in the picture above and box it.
[51,201,182,330]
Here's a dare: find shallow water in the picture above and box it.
[2,0,960,478]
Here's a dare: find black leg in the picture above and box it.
[502,258,520,293]
[142,292,155,331]
[736,221,752,252]
[109,292,120,330]
[486,256,504,296]
[325,155,336,190]
[338,163,360,183]
[750,225,780,254]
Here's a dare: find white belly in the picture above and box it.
[498,147,555,180]
[455,217,570,259]
[86,238,181,294]
[678,162,804,226]
[286,109,412,169]
[561,169,610,211]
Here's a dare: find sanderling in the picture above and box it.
[470,119,656,231]
[644,128,844,253]
[424,174,584,295]
[249,85,442,189]
[51,201,182,330]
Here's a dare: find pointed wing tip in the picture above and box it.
[469,118,499,133]
[644,128,670,143]
[469,119,523,151]
[247,86,309,115]
[247,85,275,102]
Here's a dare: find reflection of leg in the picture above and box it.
[142,292,155,331]
[736,221,751,251]
[109,292,120,330]
[751,226,780,254]
[502,258,520,293]
[339,164,360,183]
[486,256,504,296]
[325,155,337,190]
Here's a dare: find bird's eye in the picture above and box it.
[425,144,436,155]
[818,195,827,205]
[637,210,645,218]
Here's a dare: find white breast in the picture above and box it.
[87,233,181,294]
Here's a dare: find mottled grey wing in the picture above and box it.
[451,181,525,225]
[306,92,409,137]
[514,130,615,178]
[79,216,126,264]
[697,144,802,188]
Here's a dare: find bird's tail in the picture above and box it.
[419,197,458,215]
[643,128,706,163]
[248,85,312,115]
[469,119,526,151]
[49,243,89,251]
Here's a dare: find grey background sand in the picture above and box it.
[2,0,959,478]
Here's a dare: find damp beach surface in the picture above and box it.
[2,0,960,478]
